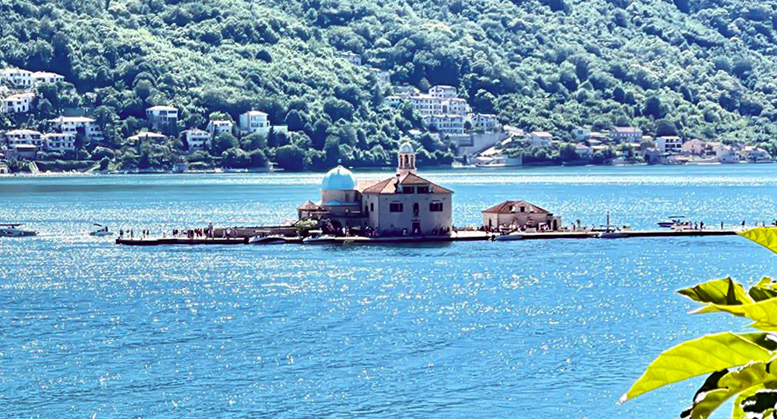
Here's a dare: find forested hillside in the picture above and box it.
[2,0,777,170]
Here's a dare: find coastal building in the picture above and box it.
[655,136,682,154]
[50,116,104,142]
[42,133,76,153]
[610,127,643,143]
[127,131,167,143]
[5,129,44,149]
[573,127,591,142]
[429,85,458,99]
[5,144,37,160]
[469,113,500,133]
[528,131,553,147]
[1,69,33,89]
[239,111,271,135]
[716,146,740,164]
[482,200,562,232]
[183,129,211,152]
[3,92,35,114]
[337,52,362,66]
[681,139,707,156]
[575,144,593,158]
[31,71,64,85]
[298,142,453,236]
[145,106,178,134]
[741,146,772,163]
[206,120,233,138]
[423,114,465,135]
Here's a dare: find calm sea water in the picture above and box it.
[1,165,776,418]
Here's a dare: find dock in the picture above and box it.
[114,229,742,246]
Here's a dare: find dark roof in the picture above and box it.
[482,200,551,214]
[361,172,453,195]
[297,200,322,211]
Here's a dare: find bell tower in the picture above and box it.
[397,141,417,176]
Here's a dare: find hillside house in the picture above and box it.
[145,106,178,134]
[3,92,35,114]
[656,136,682,154]
[1,69,32,88]
[239,111,271,135]
[51,116,104,142]
[423,114,465,135]
[528,132,553,147]
[183,129,211,152]
[32,71,65,85]
[610,127,643,143]
[207,120,233,138]
[43,133,76,153]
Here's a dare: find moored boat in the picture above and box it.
[89,224,113,237]
[495,232,524,241]
[0,224,37,237]
[599,231,630,239]
[302,235,338,245]
[249,235,286,245]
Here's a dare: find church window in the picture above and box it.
[390,203,403,213]
[430,202,443,212]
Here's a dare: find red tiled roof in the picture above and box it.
[361,173,453,195]
[297,200,321,211]
[482,200,551,214]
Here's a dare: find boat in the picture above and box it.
[599,231,630,239]
[494,232,524,241]
[657,216,686,229]
[302,235,339,245]
[249,235,286,245]
[89,224,113,237]
[0,224,37,237]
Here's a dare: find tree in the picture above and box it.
[624,229,777,419]
[211,132,239,155]
[275,144,306,171]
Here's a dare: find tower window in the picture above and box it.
[390,203,403,213]
[370,203,374,212]
[430,202,443,212]
[416,186,429,194]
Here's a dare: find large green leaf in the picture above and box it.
[740,228,777,254]
[621,333,774,402]
[693,298,777,330]
[678,277,753,306]
[750,278,777,303]
[685,361,777,419]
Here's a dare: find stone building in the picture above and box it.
[482,200,562,231]
[298,142,453,236]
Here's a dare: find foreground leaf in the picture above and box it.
[750,278,777,302]
[679,277,753,306]
[740,228,777,255]
[693,299,777,330]
[684,361,777,419]
[622,333,774,402]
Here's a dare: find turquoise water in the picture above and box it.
[1,165,776,418]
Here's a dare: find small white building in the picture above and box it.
[655,136,683,154]
[610,127,643,143]
[206,120,233,138]
[337,52,362,66]
[716,146,740,164]
[469,113,500,133]
[482,200,562,232]
[50,116,104,141]
[429,85,458,99]
[32,71,65,85]
[128,131,167,143]
[369,68,390,86]
[682,139,707,156]
[423,114,465,135]
[573,127,591,142]
[1,69,33,89]
[741,146,773,163]
[528,132,553,147]
[145,106,178,133]
[3,92,35,114]
[5,129,44,149]
[239,111,271,135]
[43,133,76,152]
[184,129,211,152]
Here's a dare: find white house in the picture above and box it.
[369,68,390,86]
[610,127,643,143]
[50,116,104,142]
[528,132,553,147]
[145,106,178,133]
[1,69,33,88]
[469,113,500,133]
[423,114,465,135]
[573,127,591,142]
[655,136,683,154]
[43,133,76,153]
[5,129,44,149]
[239,111,271,135]
[32,71,65,85]
[128,131,167,143]
[716,146,740,164]
[3,92,35,114]
[184,129,211,152]
[429,85,458,99]
[337,52,362,66]
[206,120,233,138]
[741,146,773,163]
[682,139,707,156]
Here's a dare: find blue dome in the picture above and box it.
[399,142,415,153]
[322,165,357,191]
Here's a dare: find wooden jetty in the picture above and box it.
[114,228,742,246]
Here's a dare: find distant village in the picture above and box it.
[0,51,774,174]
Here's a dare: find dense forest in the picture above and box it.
[2,0,777,171]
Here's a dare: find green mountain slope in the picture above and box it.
[2,0,777,170]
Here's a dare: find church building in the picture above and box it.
[297,142,453,236]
